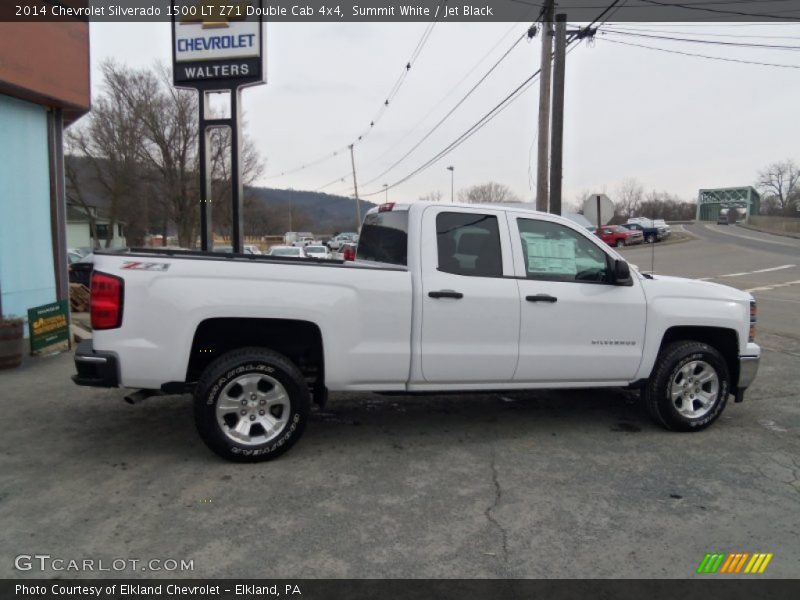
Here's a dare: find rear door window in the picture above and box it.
[436,212,502,278]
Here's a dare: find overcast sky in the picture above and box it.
[89,21,800,210]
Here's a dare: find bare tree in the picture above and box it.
[614,178,644,219]
[66,61,266,249]
[459,182,520,204]
[756,159,800,215]
[64,156,98,247]
[67,61,144,247]
[418,190,443,203]
[207,125,266,236]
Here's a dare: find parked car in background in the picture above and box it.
[340,242,357,261]
[212,245,233,253]
[304,245,331,259]
[267,246,306,258]
[284,231,314,246]
[653,219,671,235]
[622,220,668,243]
[595,225,644,248]
[68,253,94,287]
[243,245,262,255]
[68,251,84,265]
[328,233,358,251]
[292,237,316,248]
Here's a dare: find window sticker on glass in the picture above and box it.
[521,233,578,276]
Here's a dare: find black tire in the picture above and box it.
[645,234,656,244]
[194,347,309,462]
[643,341,730,432]
[615,238,625,248]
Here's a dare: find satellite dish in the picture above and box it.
[583,194,614,228]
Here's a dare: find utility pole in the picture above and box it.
[349,144,362,230]
[549,14,567,216]
[383,184,388,203]
[535,0,555,212]
[447,165,455,202]
[288,187,294,232]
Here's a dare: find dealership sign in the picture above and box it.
[27,300,70,355]
[172,0,264,87]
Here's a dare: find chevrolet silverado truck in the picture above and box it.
[73,203,760,462]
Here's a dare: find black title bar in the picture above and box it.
[5,579,800,600]
[3,0,800,22]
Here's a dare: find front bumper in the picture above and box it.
[738,355,759,390]
[733,354,759,403]
[72,340,120,387]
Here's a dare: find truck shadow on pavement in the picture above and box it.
[54,387,653,462]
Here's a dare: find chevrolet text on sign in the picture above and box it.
[171,0,264,86]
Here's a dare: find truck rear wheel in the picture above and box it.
[194,348,309,462]
[643,341,729,432]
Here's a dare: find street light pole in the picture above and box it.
[383,184,388,203]
[447,166,454,202]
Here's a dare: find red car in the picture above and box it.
[340,242,357,261]
[595,225,644,248]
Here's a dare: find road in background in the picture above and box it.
[621,224,800,341]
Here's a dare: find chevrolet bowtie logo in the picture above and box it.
[179,0,249,29]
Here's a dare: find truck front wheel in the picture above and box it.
[643,341,729,431]
[194,348,309,462]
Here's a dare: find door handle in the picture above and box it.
[526,294,557,303]
[429,290,464,299]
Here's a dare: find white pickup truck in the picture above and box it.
[73,202,760,462]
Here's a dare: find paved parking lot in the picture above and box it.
[1,225,798,579]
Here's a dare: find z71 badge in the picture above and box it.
[121,262,170,271]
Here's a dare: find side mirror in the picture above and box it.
[613,259,633,286]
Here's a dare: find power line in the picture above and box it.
[263,5,443,181]
[361,41,585,199]
[636,0,800,20]
[358,30,532,189]
[601,27,800,50]
[356,0,620,198]
[607,24,800,40]
[366,22,525,167]
[604,21,800,26]
[598,35,800,68]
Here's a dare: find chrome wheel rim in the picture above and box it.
[216,373,290,446]
[670,360,719,419]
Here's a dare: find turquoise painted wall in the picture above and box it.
[0,94,56,329]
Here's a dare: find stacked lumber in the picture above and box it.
[69,283,90,313]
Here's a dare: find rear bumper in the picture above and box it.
[72,340,120,387]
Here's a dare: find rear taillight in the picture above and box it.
[342,246,356,261]
[91,271,124,330]
[749,300,757,342]
[378,202,395,212]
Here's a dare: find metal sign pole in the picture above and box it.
[198,92,212,251]
[231,88,244,253]
[171,0,264,252]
